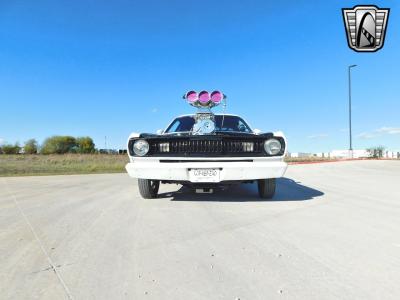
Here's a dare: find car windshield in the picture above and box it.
[165,115,252,133]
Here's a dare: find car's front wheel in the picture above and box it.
[138,179,160,199]
[258,178,276,199]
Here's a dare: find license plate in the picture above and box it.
[189,168,220,182]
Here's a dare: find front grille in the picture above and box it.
[128,136,285,157]
[159,140,262,154]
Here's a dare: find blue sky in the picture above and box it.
[0,0,399,152]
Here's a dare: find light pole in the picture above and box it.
[348,64,357,158]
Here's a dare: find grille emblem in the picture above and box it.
[342,5,390,52]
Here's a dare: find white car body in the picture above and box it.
[126,114,287,184]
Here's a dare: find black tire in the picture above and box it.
[138,179,160,199]
[258,178,276,199]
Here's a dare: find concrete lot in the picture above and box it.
[1,160,400,300]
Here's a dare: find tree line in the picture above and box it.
[0,136,96,154]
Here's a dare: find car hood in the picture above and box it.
[138,131,274,139]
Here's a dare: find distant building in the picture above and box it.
[315,152,331,158]
[289,152,313,158]
[330,149,369,159]
[383,151,400,159]
[288,149,399,159]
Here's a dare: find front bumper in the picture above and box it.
[125,157,287,182]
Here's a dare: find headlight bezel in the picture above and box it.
[263,138,282,156]
[133,139,150,156]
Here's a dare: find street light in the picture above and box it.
[348,64,357,158]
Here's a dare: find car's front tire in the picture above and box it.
[258,178,276,199]
[138,179,160,199]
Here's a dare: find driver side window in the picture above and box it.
[166,116,195,132]
[168,120,181,133]
[238,120,248,132]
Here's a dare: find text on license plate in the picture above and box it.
[189,168,220,182]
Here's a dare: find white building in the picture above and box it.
[330,149,370,159]
[288,149,399,159]
[315,152,331,158]
[383,151,400,159]
[289,152,313,158]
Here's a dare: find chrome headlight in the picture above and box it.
[264,139,282,155]
[133,139,149,156]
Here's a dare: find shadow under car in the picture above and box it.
[157,177,324,202]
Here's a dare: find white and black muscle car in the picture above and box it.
[126,91,287,199]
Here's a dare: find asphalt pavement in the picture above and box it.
[1,160,400,300]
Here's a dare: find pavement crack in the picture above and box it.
[30,263,75,275]
[2,178,74,300]
[30,266,54,274]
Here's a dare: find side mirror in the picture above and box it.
[253,129,261,134]
[156,129,163,135]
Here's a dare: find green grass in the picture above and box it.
[0,154,129,177]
